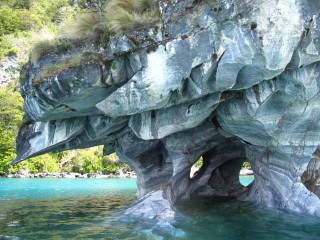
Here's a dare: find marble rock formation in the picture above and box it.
[14,0,320,221]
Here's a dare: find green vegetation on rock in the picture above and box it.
[29,0,159,63]
[59,12,102,40]
[32,52,103,87]
[195,156,203,168]
[105,0,159,32]
[0,0,160,61]
[193,157,251,169]
[0,0,79,60]
[242,162,251,168]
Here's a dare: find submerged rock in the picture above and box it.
[13,0,320,222]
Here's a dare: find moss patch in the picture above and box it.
[33,52,103,88]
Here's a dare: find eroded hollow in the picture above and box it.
[188,140,253,201]
[208,157,248,198]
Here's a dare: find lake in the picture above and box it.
[0,177,320,239]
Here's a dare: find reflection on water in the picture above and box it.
[0,178,320,239]
[0,195,142,239]
[174,198,320,240]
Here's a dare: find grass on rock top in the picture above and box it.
[29,0,159,65]
[105,0,159,33]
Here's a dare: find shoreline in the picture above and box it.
[0,168,137,179]
[1,168,253,179]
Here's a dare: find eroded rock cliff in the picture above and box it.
[14,0,320,221]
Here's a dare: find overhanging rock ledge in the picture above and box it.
[14,0,320,221]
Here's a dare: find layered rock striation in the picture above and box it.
[14,0,320,220]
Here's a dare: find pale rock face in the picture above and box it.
[0,56,21,87]
[14,0,320,222]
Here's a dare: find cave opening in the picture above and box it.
[190,156,203,179]
[187,150,254,202]
[239,161,254,187]
[206,157,249,199]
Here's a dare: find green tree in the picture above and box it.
[0,85,24,174]
[242,162,251,168]
[18,9,43,31]
[0,85,62,174]
[0,6,21,35]
[24,154,60,173]
[0,0,32,9]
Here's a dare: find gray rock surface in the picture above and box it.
[13,0,320,221]
[0,56,21,87]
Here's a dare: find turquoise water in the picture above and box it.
[239,175,254,186]
[0,178,137,199]
[0,177,320,239]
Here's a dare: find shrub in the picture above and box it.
[55,39,71,53]
[33,0,76,24]
[102,153,130,174]
[26,0,160,63]
[25,154,60,173]
[105,0,159,32]
[0,0,82,61]
[7,47,20,56]
[58,13,101,39]
[0,6,21,35]
[18,9,43,31]
[0,36,14,59]
[0,5,44,35]
[96,26,111,47]
[63,148,130,174]
[30,38,55,64]
[242,162,251,168]
[195,156,203,168]
[71,150,103,173]
[29,29,77,64]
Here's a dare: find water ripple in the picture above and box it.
[0,178,320,239]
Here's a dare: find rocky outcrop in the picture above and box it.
[0,56,21,87]
[14,0,320,221]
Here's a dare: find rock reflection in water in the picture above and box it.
[174,198,320,240]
